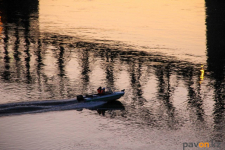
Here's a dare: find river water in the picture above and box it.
[0,0,225,150]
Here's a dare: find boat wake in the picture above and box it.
[0,99,108,117]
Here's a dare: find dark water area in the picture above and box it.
[0,0,225,149]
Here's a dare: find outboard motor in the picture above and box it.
[77,95,84,102]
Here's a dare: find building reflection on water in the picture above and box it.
[205,0,225,142]
[0,0,224,143]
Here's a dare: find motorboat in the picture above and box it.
[77,89,125,102]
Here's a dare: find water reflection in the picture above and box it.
[155,64,176,129]
[24,20,32,83]
[183,66,205,124]
[129,58,145,106]
[104,48,115,89]
[90,100,125,116]
[0,15,2,37]
[13,22,21,83]
[205,0,225,142]
[0,0,39,83]
[0,0,224,146]
[80,48,90,92]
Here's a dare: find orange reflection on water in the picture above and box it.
[40,0,206,63]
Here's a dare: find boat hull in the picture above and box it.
[84,91,125,102]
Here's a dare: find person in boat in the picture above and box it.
[97,87,102,94]
[97,87,105,95]
[102,87,105,94]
